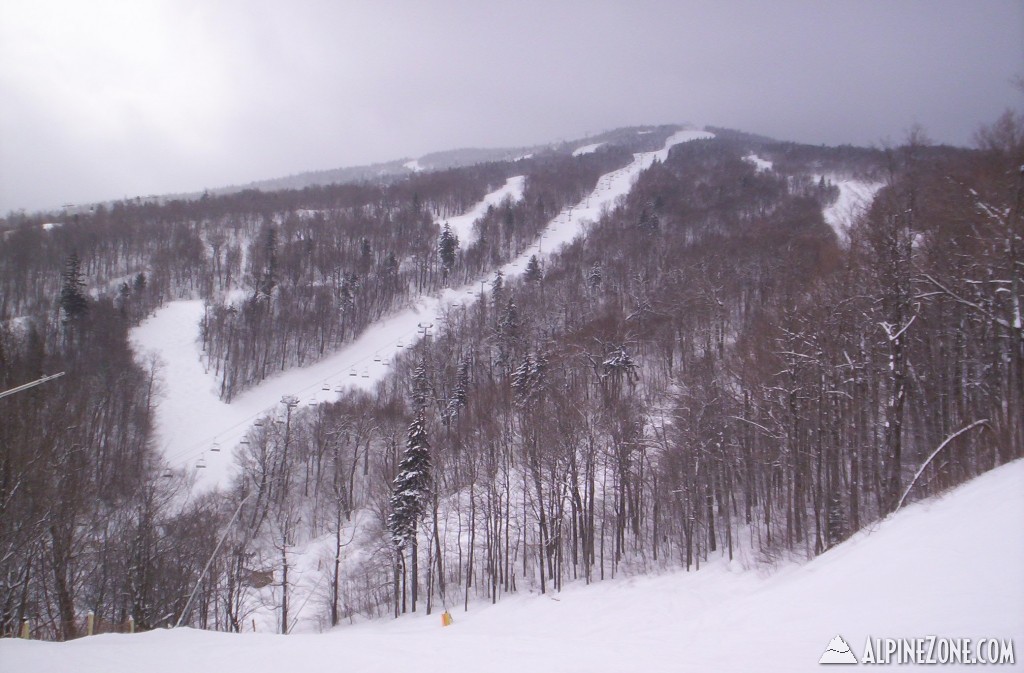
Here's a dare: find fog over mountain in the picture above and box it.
[1,0,1021,213]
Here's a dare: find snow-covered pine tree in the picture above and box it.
[524,254,543,284]
[445,355,470,424]
[490,270,505,309]
[496,298,521,372]
[411,358,432,410]
[388,413,431,547]
[388,412,431,614]
[438,223,459,280]
[511,351,547,406]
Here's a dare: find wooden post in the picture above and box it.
[20,618,30,639]
[128,616,135,634]
[86,610,95,636]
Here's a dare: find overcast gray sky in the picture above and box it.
[1,0,1021,213]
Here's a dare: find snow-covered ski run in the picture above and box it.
[131,129,714,491]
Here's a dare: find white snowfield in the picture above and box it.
[822,177,884,243]
[744,153,772,172]
[6,459,1021,673]
[130,129,713,490]
[442,175,525,248]
[571,141,605,156]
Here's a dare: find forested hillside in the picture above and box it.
[0,116,1020,639]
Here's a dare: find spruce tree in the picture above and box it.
[438,223,459,279]
[388,413,431,550]
[524,254,542,284]
[256,226,278,301]
[59,252,88,323]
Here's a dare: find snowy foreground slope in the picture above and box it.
[6,460,1021,673]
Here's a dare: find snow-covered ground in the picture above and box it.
[744,153,772,172]
[572,141,605,156]
[442,175,525,248]
[130,129,714,491]
[6,459,1020,672]
[822,177,884,242]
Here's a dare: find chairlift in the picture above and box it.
[321,381,330,391]
[254,419,265,427]
[349,367,357,377]
[308,397,318,406]
[396,340,404,349]
[196,456,207,469]
[162,469,173,479]
[211,440,221,453]
[373,353,382,363]
[240,438,250,445]
[361,368,369,379]
[334,384,343,393]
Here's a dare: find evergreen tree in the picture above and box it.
[446,356,471,423]
[490,270,505,310]
[524,254,543,284]
[381,251,400,288]
[438,223,459,279]
[411,358,431,410]
[496,298,520,371]
[512,352,547,406]
[358,238,372,275]
[256,226,278,301]
[587,261,603,291]
[59,252,88,323]
[388,413,431,550]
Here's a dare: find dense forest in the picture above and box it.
[0,115,1020,639]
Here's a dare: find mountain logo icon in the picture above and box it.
[819,634,858,664]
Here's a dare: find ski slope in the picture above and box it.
[130,129,714,491]
[442,175,525,248]
[6,459,1020,672]
[822,177,884,242]
[572,141,605,156]
[744,153,773,172]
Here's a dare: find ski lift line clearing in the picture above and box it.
[161,341,397,467]
[164,341,403,471]
[159,132,684,476]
